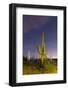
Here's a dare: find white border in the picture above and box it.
[16,7,64,83]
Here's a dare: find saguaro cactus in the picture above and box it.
[37,32,48,64]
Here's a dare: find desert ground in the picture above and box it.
[23,57,57,75]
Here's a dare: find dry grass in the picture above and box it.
[23,59,57,75]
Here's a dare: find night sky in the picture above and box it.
[23,15,57,58]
